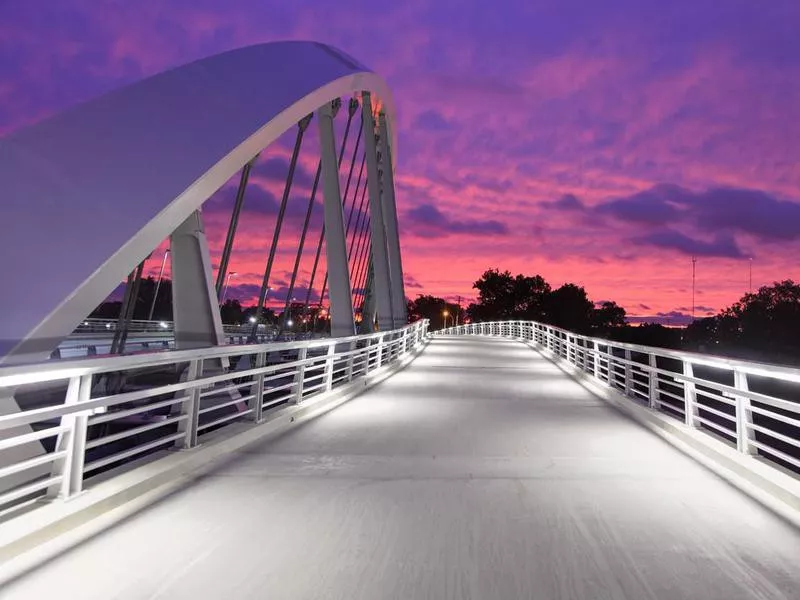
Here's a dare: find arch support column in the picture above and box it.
[318,100,356,337]
[170,210,225,350]
[362,92,394,330]
[377,111,407,327]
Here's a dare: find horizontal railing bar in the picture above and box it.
[696,403,736,422]
[84,433,186,473]
[695,416,736,438]
[197,409,253,432]
[748,423,800,450]
[0,426,67,451]
[198,397,249,416]
[85,415,187,450]
[262,393,293,410]
[748,405,800,429]
[0,450,66,481]
[0,476,62,508]
[749,441,800,470]
[88,397,184,425]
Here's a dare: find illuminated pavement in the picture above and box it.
[5,337,800,599]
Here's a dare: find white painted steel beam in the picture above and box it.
[377,112,407,328]
[361,92,394,331]
[318,101,356,338]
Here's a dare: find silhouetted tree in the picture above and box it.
[467,269,550,322]
[592,301,627,336]
[408,295,460,330]
[543,283,594,333]
[220,299,244,324]
[684,280,800,363]
[612,322,681,349]
[89,277,173,321]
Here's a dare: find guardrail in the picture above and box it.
[73,318,276,335]
[0,320,428,511]
[57,320,299,358]
[439,321,800,477]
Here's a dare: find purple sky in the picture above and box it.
[2,1,799,324]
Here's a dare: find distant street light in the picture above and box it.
[691,257,697,322]
[442,309,449,330]
[249,316,257,324]
[221,271,237,304]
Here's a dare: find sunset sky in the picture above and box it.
[2,1,799,325]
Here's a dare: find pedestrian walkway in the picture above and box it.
[4,336,800,599]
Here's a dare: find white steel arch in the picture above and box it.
[0,41,399,365]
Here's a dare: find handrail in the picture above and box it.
[437,320,800,477]
[0,320,429,509]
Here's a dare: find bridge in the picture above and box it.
[1,42,799,598]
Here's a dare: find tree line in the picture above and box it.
[410,269,800,366]
[408,269,627,336]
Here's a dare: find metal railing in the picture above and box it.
[73,318,275,335]
[0,320,428,511]
[57,319,284,358]
[439,321,800,477]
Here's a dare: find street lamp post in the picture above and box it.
[221,271,237,304]
[442,309,449,330]
[691,256,697,322]
[147,248,170,321]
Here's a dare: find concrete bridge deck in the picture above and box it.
[4,336,800,599]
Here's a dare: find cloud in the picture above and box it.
[203,180,280,216]
[542,193,585,211]
[253,156,316,189]
[631,230,745,258]
[542,183,800,258]
[413,109,456,132]
[596,184,684,224]
[627,310,693,326]
[590,184,800,242]
[404,274,424,289]
[405,203,509,237]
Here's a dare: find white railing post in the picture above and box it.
[647,353,660,409]
[593,341,600,379]
[734,369,757,455]
[377,334,386,368]
[624,349,633,397]
[175,359,202,449]
[293,347,308,403]
[682,360,699,428]
[47,373,91,499]
[251,351,267,423]
[324,343,335,392]
[346,340,357,381]
[648,353,660,410]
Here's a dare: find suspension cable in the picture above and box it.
[249,114,313,341]
[215,155,258,299]
[280,99,357,331]
[301,98,359,319]
[351,218,372,307]
[279,162,320,330]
